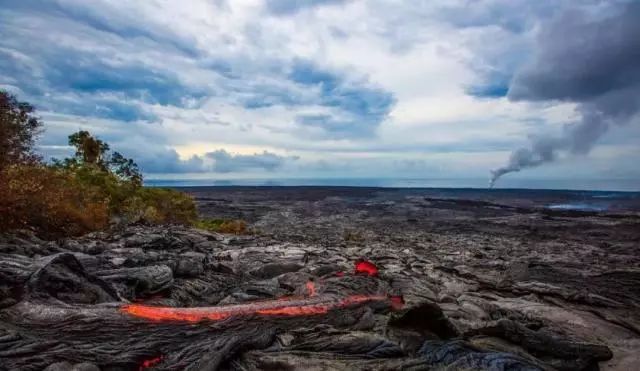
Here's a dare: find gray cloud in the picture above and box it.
[288,60,395,138]
[130,148,297,174]
[439,0,559,33]
[265,0,347,15]
[131,149,205,174]
[204,149,297,173]
[491,2,640,186]
[0,5,204,122]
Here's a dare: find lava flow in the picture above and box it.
[121,292,394,323]
[122,261,398,323]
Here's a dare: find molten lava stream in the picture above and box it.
[122,262,400,323]
[121,293,390,323]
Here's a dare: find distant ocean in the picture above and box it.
[144,177,640,192]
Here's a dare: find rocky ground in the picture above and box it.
[1,187,639,370]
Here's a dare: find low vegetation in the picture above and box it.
[195,218,248,235]
[0,90,206,238]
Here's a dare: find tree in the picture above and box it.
[63,130,143,186]
[68,130,110,169]
[109,151,143,186]
[0,90,43,171]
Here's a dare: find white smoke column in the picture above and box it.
[490,2,640,187]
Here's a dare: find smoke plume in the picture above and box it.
[490,2,640,187]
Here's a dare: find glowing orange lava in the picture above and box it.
[256,304,329,316]
[122,293,392,323]
[121,261,402,323]
[355,260,378,276]
[123,304,231,322]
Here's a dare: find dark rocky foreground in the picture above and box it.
[1,187,640,370]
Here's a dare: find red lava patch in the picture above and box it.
[139,355,163,370]
[355,260,378,276]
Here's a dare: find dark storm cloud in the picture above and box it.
[508,4,640,102]
[491,2,640,186]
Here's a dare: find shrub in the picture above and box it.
[0,165,109,238]
[195,218,248,235]
[50,132,197,228]
[123,187,198,225]
[0,164,198,237]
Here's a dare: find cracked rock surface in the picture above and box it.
[1,187,639,370]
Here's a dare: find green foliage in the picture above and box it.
[48,136,197,228]
[195,218,248,235]
[109,151,142,186]
[57,131,142,185]
[0,90,42,170]
[122,188,198,225]
[68,130,110,168]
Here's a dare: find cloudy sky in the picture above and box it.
[1,0,639,188]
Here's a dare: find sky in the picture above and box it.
[1,0,639,189]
